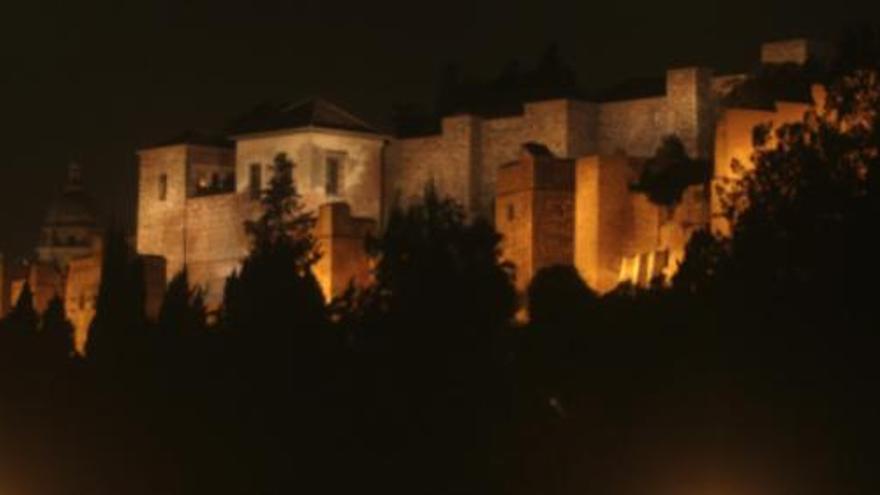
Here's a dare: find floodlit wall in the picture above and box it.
[389,100,598,220]
[313,202,376,301]
[495,148,574,291]
[234,129,385,221]
[712,101,811,233]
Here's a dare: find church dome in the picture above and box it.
[42,163,98,229]
[36,163,101,268]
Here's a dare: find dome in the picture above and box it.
[37,163,101,269]
[42,163,98,229]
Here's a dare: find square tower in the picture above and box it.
[496,143,575,292]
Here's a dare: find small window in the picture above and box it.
[507,203,515,222]
[158,173,168,201]
[249,164,262,200]
[325,156,341,195]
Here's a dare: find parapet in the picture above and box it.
[497,143,574,196]
[761,39,830,66]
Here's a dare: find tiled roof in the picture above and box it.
[228,97,382,136]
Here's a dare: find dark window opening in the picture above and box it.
[326,156,340,196]
[158,173,168,201]
[249,164,262,200]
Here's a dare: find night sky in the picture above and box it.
[2,0,878,258]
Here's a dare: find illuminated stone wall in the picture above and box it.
[574,155,638,293]
[137,144,191,282]
[385,115,482,215]
[597,68,715,160]
[64,252,166,355]
[712,101,811,233]
[137,143,251,309]
[7,262,66,315]
[597,97,669,157]
[233,129,385,221]
[64,254,100,354]
[495,146,575,291]
[388,100,599,221]
[760,39,829,65]
[313,202,376,301]
[137,137,379,308]
[180,193,253,309]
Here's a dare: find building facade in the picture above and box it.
[0,38,828,353]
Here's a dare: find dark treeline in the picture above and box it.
[3,37,880,495]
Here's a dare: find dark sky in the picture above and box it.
[1,0,878,258]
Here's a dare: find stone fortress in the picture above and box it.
[1,38,828,353]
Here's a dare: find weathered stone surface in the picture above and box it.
[233,129,385,221]
[496,146,574,292]
[314,202,376,301]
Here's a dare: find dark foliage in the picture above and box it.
[84,227,148,368]
[631,135,711,205]
[394,44,581,136]
[723,61,823,108]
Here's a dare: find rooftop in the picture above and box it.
[227,97,383,137]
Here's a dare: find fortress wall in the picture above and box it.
[479,100,574,219]
[390,99,594,221]
[64,253,166,356]
[234,130,385,221]
[597,97,669,158]
[575,155,638,293]
[666,67,716,159]
[761,39,818,65]
[65,255,100,355]
[596,68,715,160]
[712,102,809,233]
[567,100,600,158]
[181,193,253,309]
[626,194,662,257]
[496,160,536,291]
[532,188,574,272]
[314,202,376,301]
[137,145,188,281]
[386,115,479,215]
[660,184,710,275]
[496,150,575,292]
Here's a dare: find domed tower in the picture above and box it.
[36,163,101,269]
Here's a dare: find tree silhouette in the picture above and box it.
[158,269,206,338]
[221,152,326,340]
[40,295,75,364]
[5,281,38,336]
[342,183,517,494]
[0,282,39,372]
[631,134,710,206]
[85,228,148,368]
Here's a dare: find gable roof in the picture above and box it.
[228,97,383,137]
